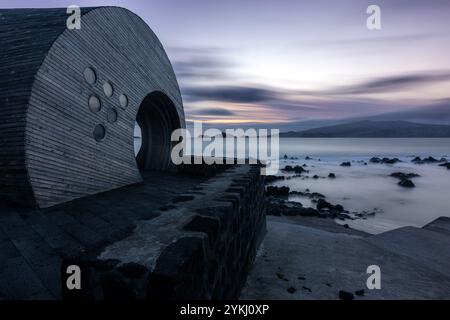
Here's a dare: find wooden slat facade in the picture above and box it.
[0,7,185,208]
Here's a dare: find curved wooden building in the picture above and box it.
[0,7,185,208]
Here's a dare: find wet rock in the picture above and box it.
[289,190,325,199]
[390,172,420,180]
[339,290,354,300]
[317,199,344,213]
[313,175,319,179]
[371,157,401,164]
[328,173,336,178]
[312,192,326,198]
[424,156,439,163]
[340,162,351,167]
[439,163,450,169]
[265,175,286,183]
[266,186,290,197]
[413,156,445,164]
[267,198,324,218]
[383,157,401,164]
[398,179,415,188]
[370,157,382,163]
[283,165,307,174]
[283,154,288,160]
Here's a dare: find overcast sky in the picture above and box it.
[2,0,450,128]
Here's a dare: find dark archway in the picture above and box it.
[135,91,181,172]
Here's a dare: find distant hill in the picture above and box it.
[280,120,450,138]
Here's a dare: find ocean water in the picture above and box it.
[274,138,450,234]
[134,136,450,234]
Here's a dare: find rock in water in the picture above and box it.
[370,157,382,163]
[265,175,286,183]
[266,186,290,196]
[384,157,401,164]
[340,162,351,167]
[439,163,450,170]
[283,165,307,174]
[390,172,420,180]
[371,157,401,164]
[339,290,354,300]
[328,173,336,178]
[398,179,415,188]
[317,199,344,213]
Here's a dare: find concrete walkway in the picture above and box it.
[241,216,450,300]
[0,172,204,299]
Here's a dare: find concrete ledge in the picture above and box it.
[66,165,266,300]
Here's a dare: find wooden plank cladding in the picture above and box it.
[0,7,185,208]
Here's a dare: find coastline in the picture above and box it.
[266,148,450,234]
[241,215,450,300]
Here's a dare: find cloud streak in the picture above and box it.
[325,72,450,95]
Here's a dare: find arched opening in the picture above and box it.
[135,91,181,172]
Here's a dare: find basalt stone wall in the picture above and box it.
[66,165,266,300]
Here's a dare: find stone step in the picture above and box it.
[423,217,450,236]
[364,225,450,277]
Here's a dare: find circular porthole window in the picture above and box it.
[83,67,97,84]
[103,81,114,98]
[119,94,128,108]
[93,124,106,141]
[88,95,102,113]
[107,108,118,123]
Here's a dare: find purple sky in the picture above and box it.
[2,0,450,129]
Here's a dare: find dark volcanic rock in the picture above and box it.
[413,156,445,164]
[423,156,439,163]
[398,179,415,188]
[339,290,355,300]
[328,173,336,178]
[282,165,307,174]
[266,186,290,197]
[383,157,400,164]
[439,163,450,169]
[371,157,401,164]
[370,157,382,163]
[289,190,325,199]
[316,199,344,213]
[265,175,286,183]
[390,172,420,180]
[340,162,351,167]
[267,198,328,218]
